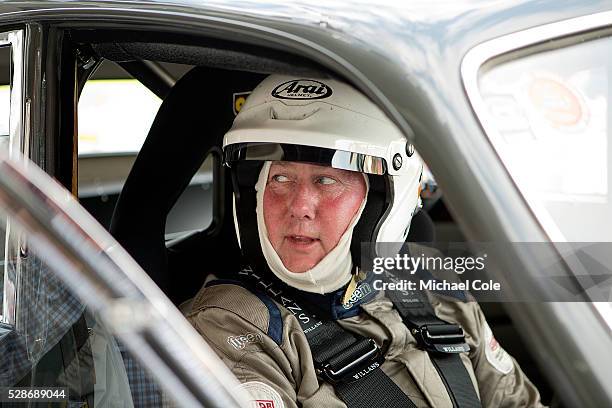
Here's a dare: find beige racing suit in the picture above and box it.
[185,279,545,408]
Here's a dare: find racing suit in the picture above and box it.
[184,246,545,408]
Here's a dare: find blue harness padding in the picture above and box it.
[205,279,284,346]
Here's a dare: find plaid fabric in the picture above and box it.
[118,341,169,407]
[1,254,172,407]
[0,322,32,386]
[1,255,85,385]
[15,255,86,362]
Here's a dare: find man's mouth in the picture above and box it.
[286,235,319,245]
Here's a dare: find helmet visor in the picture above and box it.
[224,143,387,175]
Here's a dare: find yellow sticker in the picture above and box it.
[233,91,251,115]
[342,274,359,306]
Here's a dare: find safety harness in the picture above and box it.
[384,272,481,408]
[229,158,480,406]
[235,266,482,408]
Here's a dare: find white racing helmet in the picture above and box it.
[223,75,423,285]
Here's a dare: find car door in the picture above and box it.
[0,22,246,408]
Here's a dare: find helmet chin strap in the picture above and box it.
[255,161,369,295]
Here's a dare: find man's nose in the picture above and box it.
[289,183,317,220]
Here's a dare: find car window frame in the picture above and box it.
[0,27,24,326]
[0,22,246,406]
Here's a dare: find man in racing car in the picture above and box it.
[185,75,545,408]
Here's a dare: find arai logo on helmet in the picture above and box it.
[271,79,332,100]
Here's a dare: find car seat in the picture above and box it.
[109,66,265,304]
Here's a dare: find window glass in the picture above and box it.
[77,60,213,235]
[0,46,9,137]
[79,78,161,155]
[478,36,612,241]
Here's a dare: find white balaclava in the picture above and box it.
[255,161,368,294]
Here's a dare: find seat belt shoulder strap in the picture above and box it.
[384,270,481,408]
[236,267,418,408]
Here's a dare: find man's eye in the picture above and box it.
[317,176,337,185]
[272,175,290,182]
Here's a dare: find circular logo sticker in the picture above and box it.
[528,77,588,130]
[238,381,285,408]
[271,79,332,100]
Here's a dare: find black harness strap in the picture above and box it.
[237,268,417,408]
[336,368,418,408]
[308,320,417,408]
[383,271,481,408]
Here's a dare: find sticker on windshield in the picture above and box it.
[527,75,589,132]
[271,79,332,100]
[238,381,284,408]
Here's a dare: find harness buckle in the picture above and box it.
[413,324,470,354]
[318,339,385,385]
